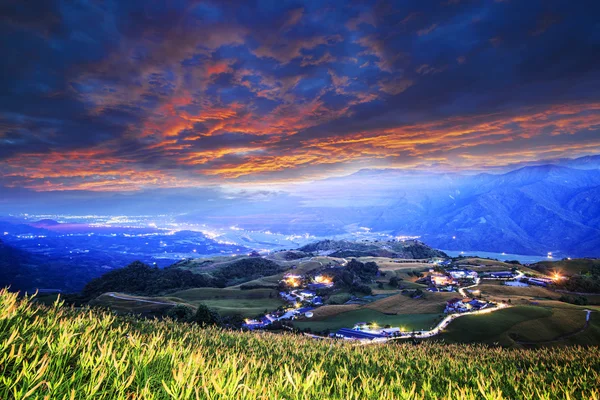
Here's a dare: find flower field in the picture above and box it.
[1,289,598,399]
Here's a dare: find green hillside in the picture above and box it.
[531,258,600,275]
[1,290,599,399]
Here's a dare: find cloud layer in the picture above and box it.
[1,0,600,191]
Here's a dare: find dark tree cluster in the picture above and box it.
[554,265,600,294]
[212,258,287,286]
[81,261,217,300]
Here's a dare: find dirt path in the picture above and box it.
[105,292,177,306]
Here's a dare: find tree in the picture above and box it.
[166,304,195,322]
[389,276,400,288]
[194,304,220,326]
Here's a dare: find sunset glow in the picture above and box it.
[1,1,599,192]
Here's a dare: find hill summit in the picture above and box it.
[299,239,447,259]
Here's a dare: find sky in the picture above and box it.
[1,0,600,193]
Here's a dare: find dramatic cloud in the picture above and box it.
[1,0,599,191]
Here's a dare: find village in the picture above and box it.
[240,255,560,341]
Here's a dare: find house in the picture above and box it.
[380,327,402,336]
[528,277,552,287]
[312,296,323,305]
[308,283,331,290]
[243,317,272,330]
[296,307,315,315]
[335,328,384,340]
[484,271,516,280]
[468,299,488,310]
[445,298,471,313]
[431,274,456,287]
[447,269,478,280]
[279,292,296,302]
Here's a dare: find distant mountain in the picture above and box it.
[340,165,600,257]
[226,162,600,257]
[32,219,61,227]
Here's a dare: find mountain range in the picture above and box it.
[0,155,599,257]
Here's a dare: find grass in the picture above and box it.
[532,258,600,275]
[165,288,284,318]
[356,257,431,272]
[91,288,285,318]
[440,306,553,346]
[293,309,441,332]
[90,293,183,315]
[366,292,458,315]
[1,289,599,399]
[476,283,561,302]
[507,308,588,342]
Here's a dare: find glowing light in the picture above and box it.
[314,275,332,285]
[284,276,300,287]
[552,273,562,281]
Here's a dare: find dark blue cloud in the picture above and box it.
[0,0,599,189]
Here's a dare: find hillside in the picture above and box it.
[81,257,287,300]
[530,258,600,276]
[299,239,447,259]
[1,290,599,399]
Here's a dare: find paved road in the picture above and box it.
[458,277,481,298]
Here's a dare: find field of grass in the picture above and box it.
[91,287,286,318]
[356,257,431,272]
[440,304,600,348]
[365,292,458,315]
[168,288,284,317]
[453,257,515,268]
[2,290,600,399]
[477,283,561,302]
[306,304,360,319]
[507,308,588,342]
[90,293,185,315]
[531,258,600,275]
[440,306,553,346]
[294,309,441,332]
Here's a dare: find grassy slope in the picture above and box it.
[1,290,599,399]
[440,306,553,346]
[531,258,600,275]
[440,305,600,347]
[168,287,285,317]
[90,293,184,315]
[294,309,442,332]
[476,283,561,302]
[92,288,285,318]
[366,292,457,314]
